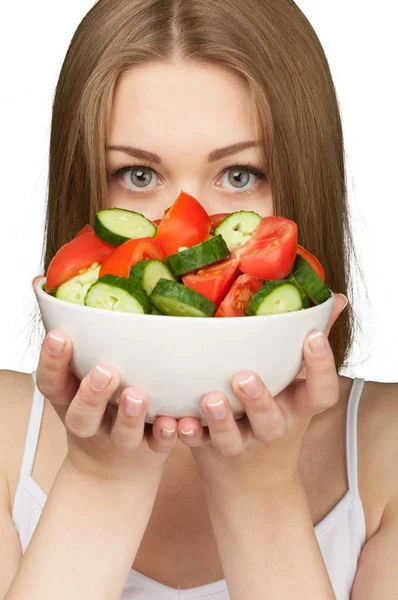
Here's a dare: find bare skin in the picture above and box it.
[1,370,395,589]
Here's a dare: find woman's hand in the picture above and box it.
[35,328,179,485]
[175,293,348,494]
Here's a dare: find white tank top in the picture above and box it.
[12,371,367,599]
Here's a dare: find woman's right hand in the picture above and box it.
[35,328,179,485]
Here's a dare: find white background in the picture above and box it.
[0,1,397,381]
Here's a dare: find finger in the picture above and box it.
[36,329,80,420]
[65,364,120,437]
[149,415,180,453]
[325,293,348,337]
[294,293,348,382]
[201,392,245,456]
[176,417,208,447]
[232,372,286,442]
[110,387,178,453]
[109,386,149,450]
[292,330,339,416]
[32,275,44,287]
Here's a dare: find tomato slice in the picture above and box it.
[236,217,298,280]
[182,258,240,306]
[155,191,210,257]
[75,224,94,237]
[46,232,115,293]
[215,274,263,317]
[296,245,325,282]
[153,206,171,227]
[99,237,164,278]
[209,213,231,232]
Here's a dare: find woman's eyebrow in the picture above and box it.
[106,141,259,164]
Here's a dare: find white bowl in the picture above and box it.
[33,276,334,426]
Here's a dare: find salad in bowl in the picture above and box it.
[33,191,334,424]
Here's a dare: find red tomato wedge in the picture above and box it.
[182,258,240,306]
[99,237,164,278]
[46,232,115,293]
[155,191,210,257]
[215,274,263,317]
[209,213,231,232]
[296,245,325,282]
[153,207,171,227]
[236,217,297,280]
[75,224,94,237]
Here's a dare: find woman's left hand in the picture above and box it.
[176,293,348,494]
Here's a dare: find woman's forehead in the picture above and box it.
[108,61,257,147]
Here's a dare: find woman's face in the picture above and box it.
[106,61,273,221]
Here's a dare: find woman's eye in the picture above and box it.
[217,165,266,194]
[111,165,160,193]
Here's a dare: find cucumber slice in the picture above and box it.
[130,259,175,295]
[95,208,156,246]
[55,264,101,305]
[290,255,331,305]
[166,235,229,277]
[247,280,303,316]
[150,279,217,317]
[85,274,150,314]
[215,211,262,248]
[288,277,310,309]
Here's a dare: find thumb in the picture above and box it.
[324,293,348,338]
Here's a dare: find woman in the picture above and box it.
[1,0,397,599]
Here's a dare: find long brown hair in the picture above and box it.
[30,0,360,370]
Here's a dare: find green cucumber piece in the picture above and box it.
[214,211,262,248]
[95,208,156,246]
[84,274,150,314]
[150,279,217,317]
[247,280,303,316]
[166,235,229,277]
[290,255,331,305]
[55,264,101,305]
[130,259,175,295]
[287,276,310,309]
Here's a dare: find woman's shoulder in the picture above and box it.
[357,378,398,537]
[0,370,36,492]
[359,379,398,445]
[0,369,35,432]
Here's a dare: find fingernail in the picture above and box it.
[309,331,326,354]
[161,428,176,438]
[207,398,227,420]
[180,429,195,438]
[47,333,65,355]
[238,373,262,398]
[91,365,112,390]
[341,294,348,311]
[125,395,143,417]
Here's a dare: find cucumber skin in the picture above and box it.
[288,275,310,308]
[130,259,151,283]
[86,274,151,313]
[130,259,175,294]
[290,256,331,305]
[150,279,217,317]
[94,209,156,247]
[247,279,302,316]
[166,235,230,277]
